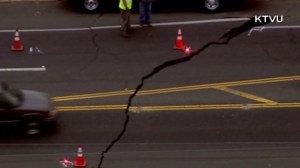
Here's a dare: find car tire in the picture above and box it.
[82,0,100,13]
[203,0,221,13]
[23,120,41,135]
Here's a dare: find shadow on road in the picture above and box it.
[0,122,60,141]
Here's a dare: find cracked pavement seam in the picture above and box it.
[80,28,100,72]
[81,13,104,71]
[97,17,270,168]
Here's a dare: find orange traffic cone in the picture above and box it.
[11,29,24,51]
[174,28,186,50]
[74,145,87,167]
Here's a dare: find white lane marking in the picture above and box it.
[248,25,300,36]
[0,18,250,33]
[1,142,300,146]
[29,46,44,54]
[1,146,300,157]
[150,18,250,26]
[0,66,46,72]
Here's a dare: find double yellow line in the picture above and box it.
[53,75,300,112]
[56,103,300,112]
[53,75,300,102]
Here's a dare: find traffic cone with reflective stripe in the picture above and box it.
[11,29,24,51]
[173,28,186,50]
[74,145,87,167]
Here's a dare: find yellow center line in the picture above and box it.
[56,102,300,112]
[52,75,300,102]
[52,90,134,101]
[215,86,277,104]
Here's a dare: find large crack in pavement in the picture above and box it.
[97,17,270,168]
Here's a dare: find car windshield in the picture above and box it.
[0,83,23,108]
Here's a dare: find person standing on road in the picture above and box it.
[119,0,133,37]
[139,0,154,27]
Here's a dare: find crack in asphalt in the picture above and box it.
[80,13,104,72]
[80,28,101,72]
[97,17,270,168]
[260,28,298,76]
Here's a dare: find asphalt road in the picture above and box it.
[0,0,300,167]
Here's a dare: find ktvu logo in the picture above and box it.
[254,15,283,23]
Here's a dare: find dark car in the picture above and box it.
[0,82,58,135]
[78,0,222,13]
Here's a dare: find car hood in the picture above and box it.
[17,90,53,111]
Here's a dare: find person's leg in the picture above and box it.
[120,10,130,37]
[139,2,146,26]
[121,10,126,31]
[126,10,131,30]
[145,2,152,26]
